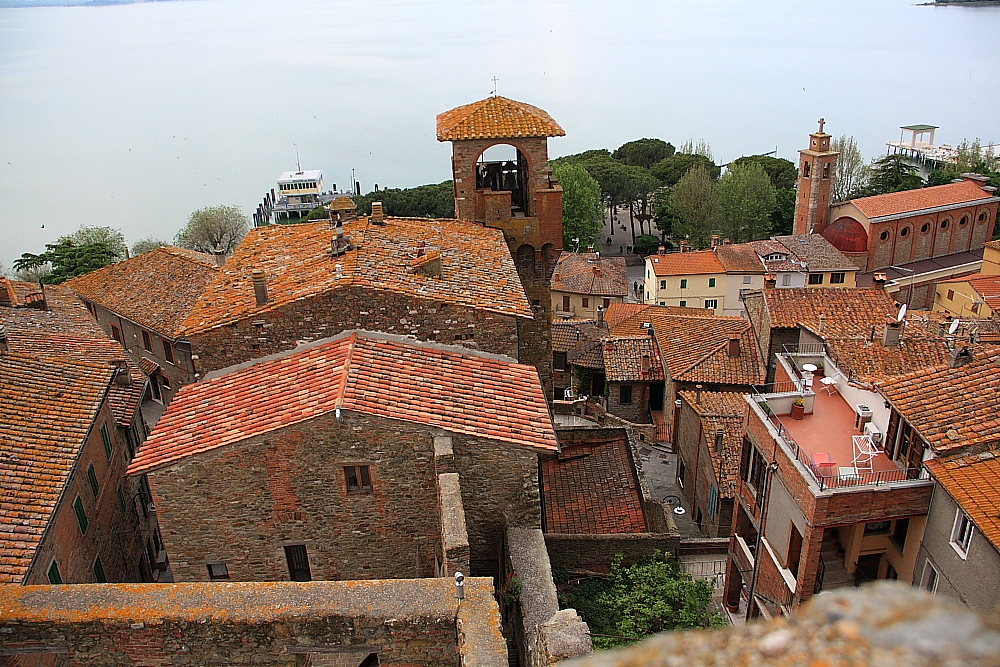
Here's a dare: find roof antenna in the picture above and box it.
[294,143,301,173]
[491,76,498,97]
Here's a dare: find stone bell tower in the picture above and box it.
[793,118,839,236]
[437,95,565,398]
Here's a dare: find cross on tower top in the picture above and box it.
[818,118,826,134]
[491,77,499,97]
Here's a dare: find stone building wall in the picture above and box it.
[544,533,683,572]
[606,381,652,423]
[188,285,522,378]
[147,410,541,582]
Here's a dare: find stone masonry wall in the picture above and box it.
[544,533,682,573]
[188,285,521,378]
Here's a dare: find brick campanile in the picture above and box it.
[793,119,839,235]
[437,96,566,398]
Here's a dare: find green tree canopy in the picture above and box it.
[553,163,604,250]
[632,234,663,256]
[14,240,118,284]
[716,161,776,243]
[58,225,127,262]
[131,238,169,255]
[863,155,924,196]
[560,553,723,650]
[830,135,870,202]
[771,187,796,237]
[352,181,455,218]
[730,155,797,190]
[668,164,719,248]
[176,205,250,255]
[552,149,612,167]
[651,153,721,186]
[612,139,675,169]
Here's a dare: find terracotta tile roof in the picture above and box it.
[128,332,556,474]
[3,283,146,427]
[679,391,747,497]
[604,302,709,337]
[937,272,1000,312]
[180,218,531,334]
[851,181,996,219]
[877,350,1000,456]
[715,244,766,274]
[985,240,1000,251]
[926,454,1000,551]
[0,352,112,583]
[65,246,220,338]
[825,337,952,384]
[436,96,565,141]
[648,250,725,277]
[553,320,606,369]
[760,288,911,338]
[541,433,647,534]
[551,252,628,296]
[649,312,765,386]
[603,336,665,382]
[773,234,857,271]
[748,239,804,273]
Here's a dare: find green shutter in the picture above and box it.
[87,463,100,497]
[117,485,127,514]
[73,496,89,534]
[101,423,113,459]
[93,556,107,583]
[47,560,62,584]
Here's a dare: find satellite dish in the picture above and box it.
[897,304,908,322]
[949,319,961,335]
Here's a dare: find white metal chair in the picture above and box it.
[852,435,877,473]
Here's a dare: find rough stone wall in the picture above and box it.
[188,285,521,377]
[0,579,507,667]
[606,381,651,423]
[26,401,155,585]
[544,534,682,572]
[564,582,1000,667]
[674,400,730,538]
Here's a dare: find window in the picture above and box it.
[922,562,939,592]
[93,556,107,583]
[704,299,718,309]
[979,212,987,222]
[947,290,955,301]
[864,520,891,536]
[660,279,666,289]
[822,163,830,179]
[553,352,567,371]
[708,277,716,287]
[743,275,752,284]
[582,297,589,308]
[139,475,153,518]
[808,273,824,285]
[562,295,571,310]
[111,324,122,343]
[941,219,950,230]
[87,463,100,498]
[602,298,610,308]
[117,484,127,514]
[142,330,153,352]
[740,437,767,500]
[880,230,890,241]
[959,215,969,226]
[163,340,175,364]
[765,253,786,262]
[344,465,372,493]
[207,563,230,580]
[680,279,688,289]
[951,509,975,558]
[900,226,910,237]
[124,428,136,460]
[73,496,89,534]
[101,423,113,459]
[892,518,910,553]
[619,385,633,405]
[920,223,930,233]
[803,161,811,177]
[47,560,62,584]
[678,300,686,307]
[678,459,686,488]
[830,272,845,284]
[284,544,312,581]
[160,374,171,390]
[708,485,718,518]
[782,274,791,286]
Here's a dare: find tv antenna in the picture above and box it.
[491,76,499,97]
[294,144,301,173]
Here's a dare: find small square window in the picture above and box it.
[207,563,230,580]
[345,465,373,493]
[951,509,974,558]
[708,277,716,288]
[87,463,100,497]
[705,299,718,309]
[660,279,666,289]
[743,275,752,284]
[619,385,633,405]
[163,340,175,364]
[101,423,113,459]
[680,279,688,289]
[679,300,686,307]
[48,560,63,584]
[808,273,824,285]
[582,297,589,308]
[830,272,846,284]
[93,556,107,583]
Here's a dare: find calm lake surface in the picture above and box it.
[1,0,998,266]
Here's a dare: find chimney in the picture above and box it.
[0,324,8,354]
[641,354,651,374]
[961,173,990,187]
[587,245,595,253]
[370,201,385,225]
[658,245,666,255]
[604,341,614,354]
[882,318,902,348]
[764,273,777,289]
[112,359,132,387]
[596,306,606,329]
[212,243,226,268]
[723,238,732,245]
[727,336,741,357]
[412,250,443,279]
[872,272,888,290]
[251,269,269,307]
[695,383,703,403]
[818,312,826,332]
[592,265,602,279]
[0,278,13,307]
[714,429,725,453]
[711,234,720,247]
[948,344,973,368]
[679,240,689,253]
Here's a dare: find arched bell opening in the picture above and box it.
[476,143,531,217]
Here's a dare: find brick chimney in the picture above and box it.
[711,234,720,247]
[948,344,973,368]
[727,336,741,357]
[0,278,14,307]
[412,250,443,279]
[112,359,132,387]
[658,246,667,255]
[251,269,269,307]
[592,265,602,279]
[370,201,385,225]
[764,273,777,289]
[641,354,651,374]
[680,240,689,253]
[872,272,888,290]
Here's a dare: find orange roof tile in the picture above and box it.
[649,312,765,386]
[436,96,565,141]
[759,288,906,338]
[648,250,725,277]
[851,181,996,219]
[678,391,747,497]
[604,302,709,337]
[715,244,766,274]
[128,332,556,474]
[926,455,1000,551]
[551,252,628,296]
[0,352,112,583]
[878,350,1000,456]
[936,272,1000,312]
[65,246,220,338]
[825,337,952,384]
[181,218,531,334]
[603,336,665,382]
[541,433,647,534]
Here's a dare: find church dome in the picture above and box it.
[822,217,869,253]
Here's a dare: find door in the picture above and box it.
[855,553,882,585]
[284,544,312,581]
[786,523,803,578]
[649,383,664,411]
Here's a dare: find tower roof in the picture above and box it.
[436,96,565,141]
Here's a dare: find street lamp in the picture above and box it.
[663,494,686,516]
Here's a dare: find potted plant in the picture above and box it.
[790,397,806,420]
[814,360,825,378]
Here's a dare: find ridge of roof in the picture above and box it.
[436,96,565,141]
[849,180,995,219]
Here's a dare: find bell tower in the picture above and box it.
[437,95,565,398]
[793,118,839,235]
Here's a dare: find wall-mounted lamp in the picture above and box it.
[454,571,465,600]
[664,494,686,516]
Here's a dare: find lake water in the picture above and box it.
[1,0,998,268]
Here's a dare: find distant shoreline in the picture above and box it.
[0,0,186,8]
[919,1,1000,5]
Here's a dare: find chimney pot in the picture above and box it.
[680,240,689,253]
[818,312,827,332]
[723,238,732,245]
[658,246,666,255]
[371,201,385,224]
[587,245,595,253]
[593,265,602,278]
[641,354,651,373]
[727,336,741,357]
[251,269,269,307]
[711,234,720,247]
[696,384,703,403]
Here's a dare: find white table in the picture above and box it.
[801,363,818,373]
[819,376,838,394]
